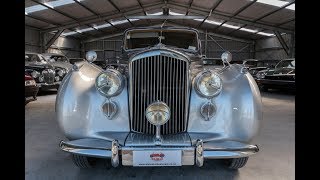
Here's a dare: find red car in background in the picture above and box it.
[25,74,39,105]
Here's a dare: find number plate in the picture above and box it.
[133,150,182,166]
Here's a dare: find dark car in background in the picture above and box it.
[256,58,295,91]
[25,74,39,105]
[231,59,268,78]
[25,52,62,90]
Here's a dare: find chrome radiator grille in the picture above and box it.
[42,69,55,84]
[130,54,189,135]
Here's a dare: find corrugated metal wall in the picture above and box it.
[84,33,254,61]
[255,33,295,60]
[46,34,81,58]
[25,26,41,53]
[25,26,81,58]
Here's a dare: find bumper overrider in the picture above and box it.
[59,137,259,167]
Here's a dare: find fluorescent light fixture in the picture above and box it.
[25,0,76,14]
[240,27,258,33]
[147,12,163,15]
[169,11,184,15]
[253,0,295,10]
[222,23,240,29]
[62,31,78,36]
[193,18,222,26]
[257,32,274,36]
[110,19,138,26]
[77,27,95,33]
[95,23,111,29]
[111,19,129,25]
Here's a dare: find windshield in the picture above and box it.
[125,29,198,51]
[25,54,46,62]
[45,55,69,63]
[276,60,295,68]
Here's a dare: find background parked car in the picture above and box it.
[256,58,295,91]
[42,53,73,72]
[231,59,268,78]
[25,52,62,91]
[25,74,39,105]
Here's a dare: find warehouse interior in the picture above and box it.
[25,0,295,179]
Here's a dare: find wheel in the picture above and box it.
[71,154,96,168]
[226,157,249,169]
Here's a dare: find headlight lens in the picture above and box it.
[256,72,265,79]
[31,71,40,78]
[145,101,170,126]
[95,69,124,97]
[57,69,65,77]
[195,70,222,98]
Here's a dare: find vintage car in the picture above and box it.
[42,53,73,72]
[25,52,63,90]
[25,74,39,105]
[256,58,295,91]
[57,27,262,169]
[231,59,267,78]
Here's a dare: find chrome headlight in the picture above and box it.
[31,71,40,78]
[57,69,65,77]
[145,101,170,126]
[256,72,265,79]
[194,70,222,98]
[95,69,124,97]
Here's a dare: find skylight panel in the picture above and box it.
[253,0,295,10]
[25,5,47,14]
[25,0,79,14]
[46,0,74,8]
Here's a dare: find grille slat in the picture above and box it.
[130,53,188,135]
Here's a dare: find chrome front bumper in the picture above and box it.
[60,138,259,167]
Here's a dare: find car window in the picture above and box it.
[47,55,69,63]
[25,54,41,62]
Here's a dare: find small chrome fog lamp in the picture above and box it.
[102,100,117,119]
[200,102,216,121]
[145,101,170,145]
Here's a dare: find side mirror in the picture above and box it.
[85,50,97,63]
[221,51,232,63]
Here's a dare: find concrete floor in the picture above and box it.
[25,90,295,180]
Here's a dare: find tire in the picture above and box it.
[71,154,96,168]
[227,157,249,169]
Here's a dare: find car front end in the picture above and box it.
[56,27,262,169]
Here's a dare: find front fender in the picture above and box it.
[56,62,130,141]
[188,65,262,143]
